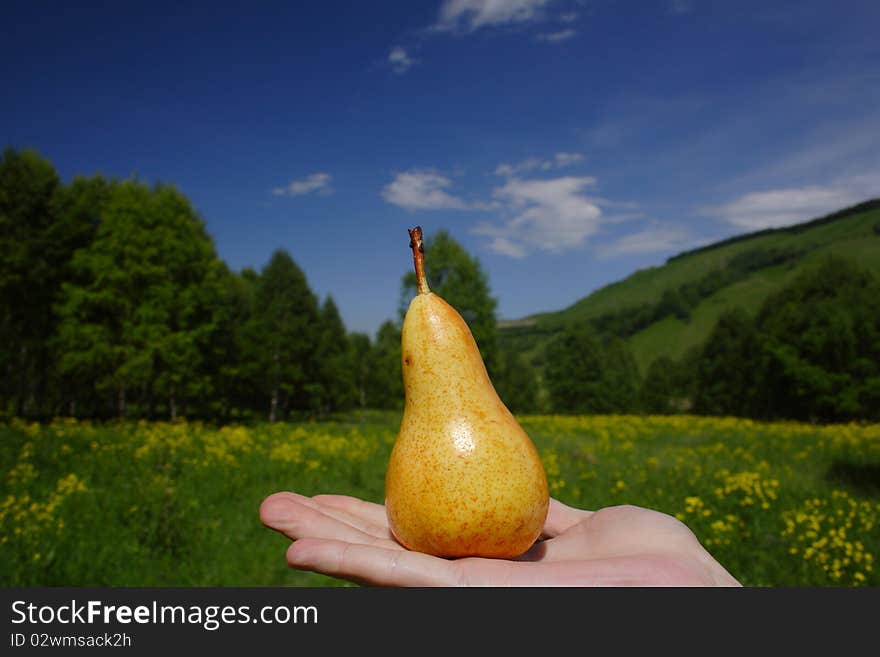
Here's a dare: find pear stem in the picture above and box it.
[408,226,430,295]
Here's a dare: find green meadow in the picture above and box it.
[2,414,878,587]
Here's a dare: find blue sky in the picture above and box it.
[3,0,879,336]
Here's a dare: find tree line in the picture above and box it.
[0,148,532,422]
[3,147,878,423]
[590,245,804,338]
[0,148,404,421]
[546,257,880,423]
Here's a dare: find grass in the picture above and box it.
[1,413,878,587]
[500,205,880,373]
[628,262,798,371]
[554,204,880,327]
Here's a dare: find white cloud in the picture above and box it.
[381,171,471,211]
[495,159,538,177]
[494,152,584,176]
[382,164,651,259]
[474,175,602,256]
[388,47,416,74]
[272,173,333,197]
[707,175,879,230]
[434,0,552,33]
[552,152,584,168]
[597,226,692,258]
[536,28,576,42]
[487,236,528,258]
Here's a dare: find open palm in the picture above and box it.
[259,492,741,586]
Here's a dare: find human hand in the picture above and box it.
[259,492,741,586]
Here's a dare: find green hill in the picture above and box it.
[498,199,880,374]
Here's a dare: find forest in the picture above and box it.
[3,147,879,423]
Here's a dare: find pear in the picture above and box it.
[385,226,549,559]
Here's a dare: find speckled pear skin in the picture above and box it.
[385,289,550,559]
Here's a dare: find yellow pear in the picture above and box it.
[385,226,549,559]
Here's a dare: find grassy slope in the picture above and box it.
[500,201,880,373]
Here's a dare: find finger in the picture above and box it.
[541,498,593,538]
[290,493,392,541]
[288,538,458,587]
[311,494,391,531]
[259,493,401,550]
